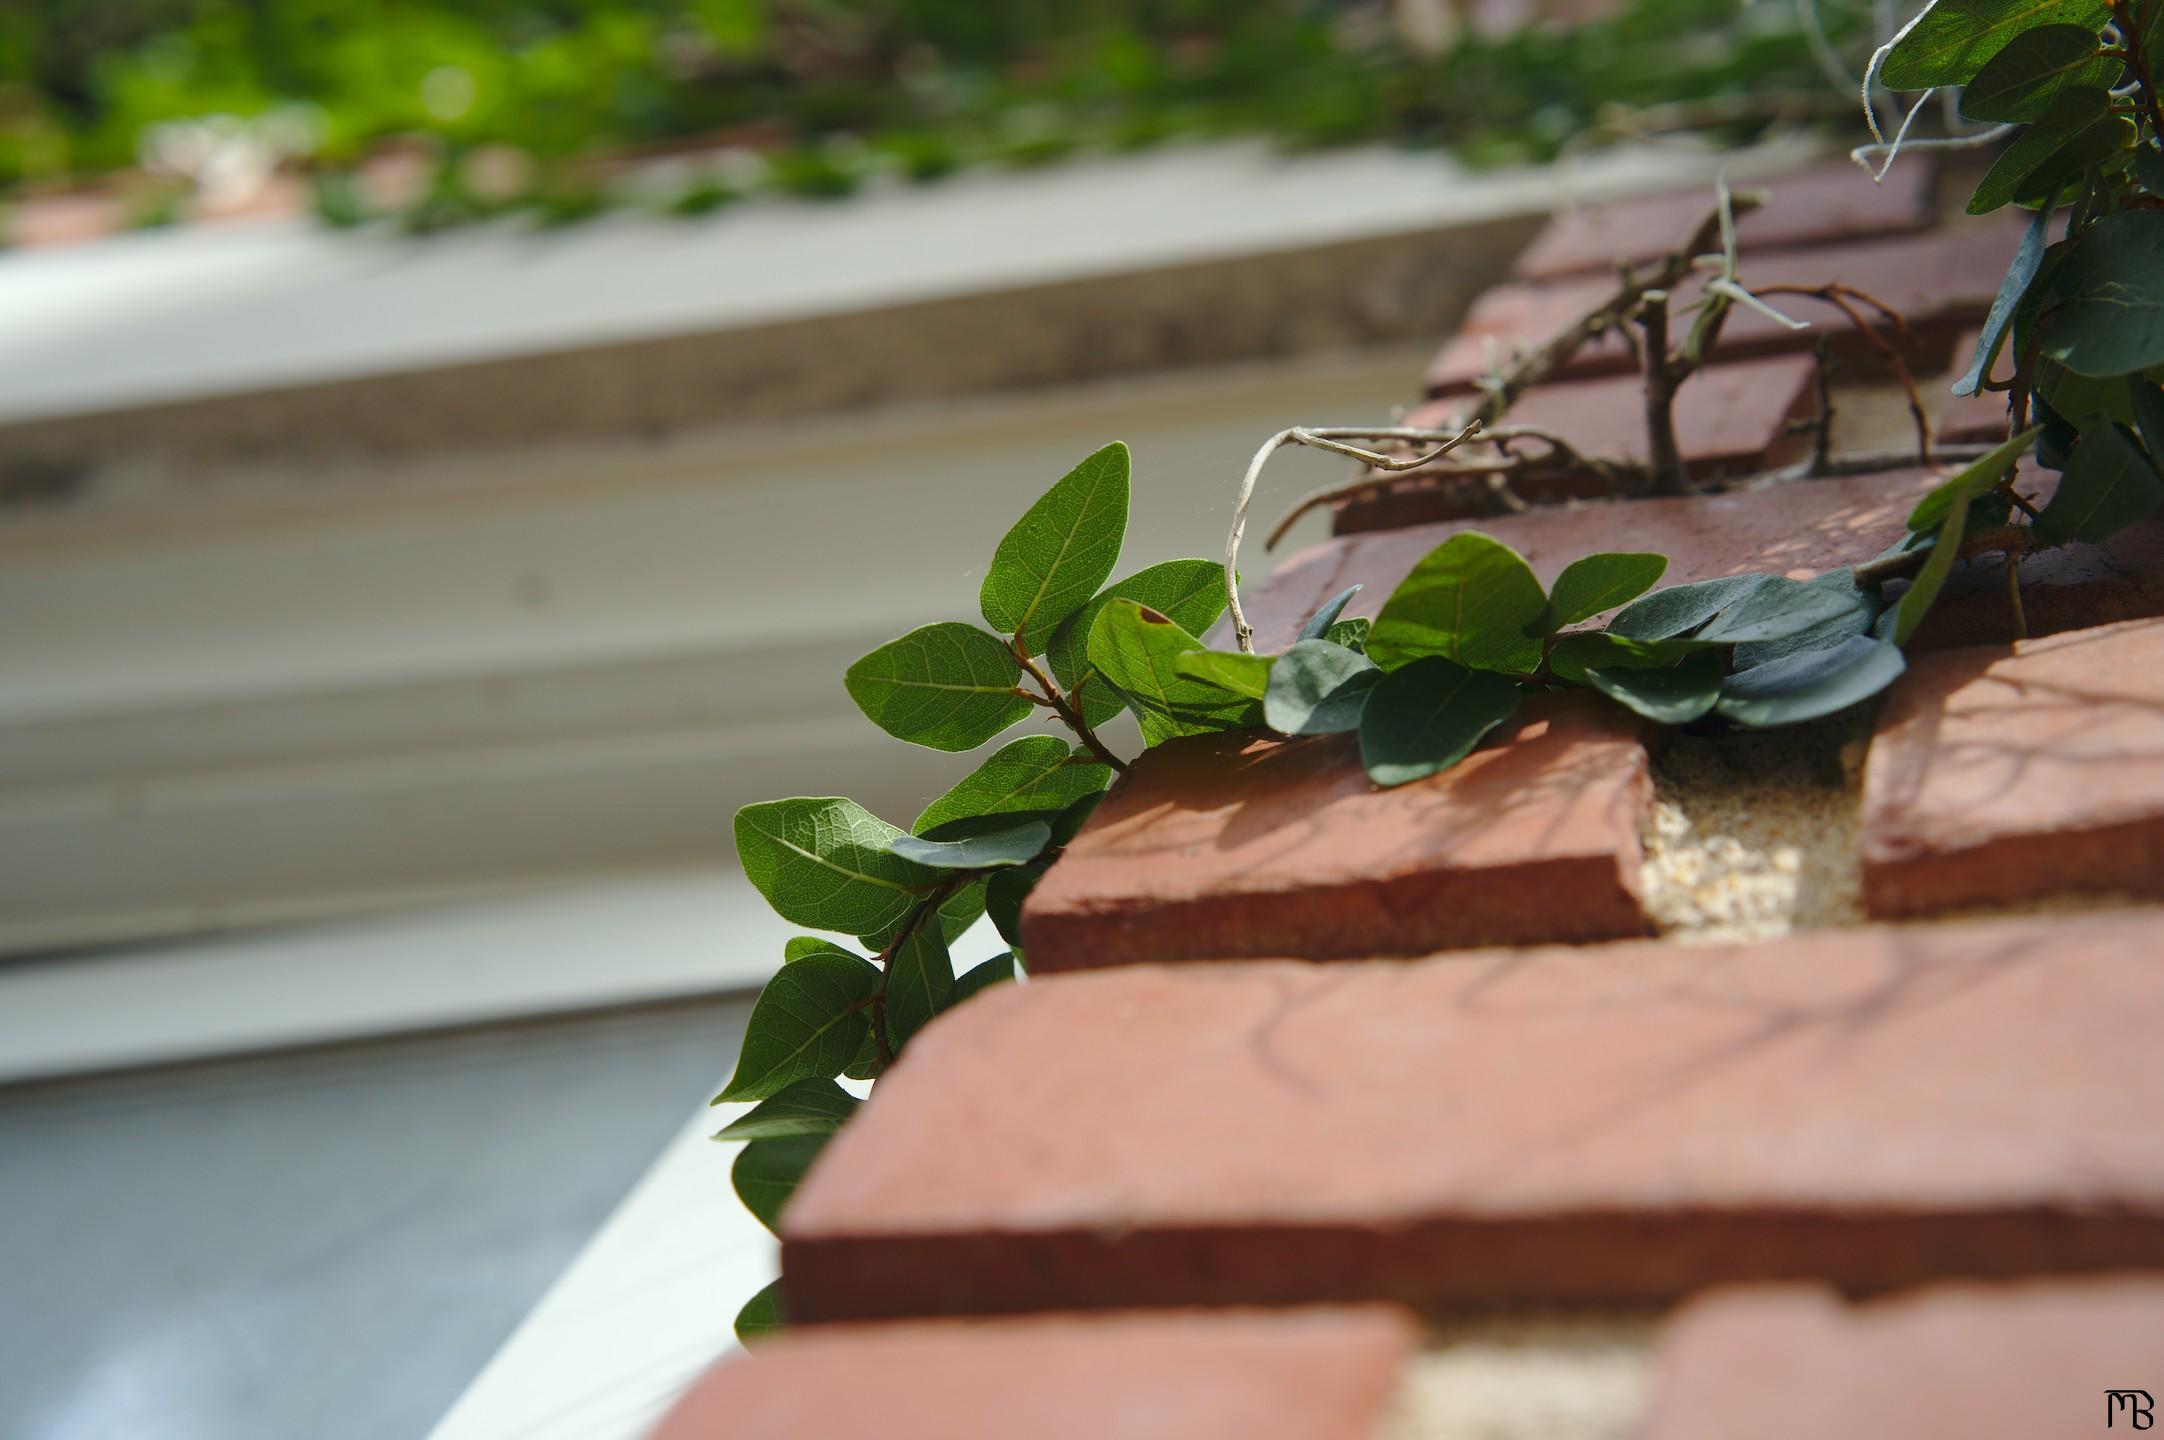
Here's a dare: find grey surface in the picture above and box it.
[0,999,750,1440]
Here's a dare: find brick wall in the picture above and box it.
[662,161,2164,1439]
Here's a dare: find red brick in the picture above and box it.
[652,1307,1417,1440]
[1861,617,2164,918]
[1647,1278,2164,1440]
[1336,355,1819,531]
[1424,219,2024,397]
[1019,695,1652,972]
[1515,161,1938,281]
[1233,467,1940,654]
[783,908,2164,1321]
[1907,511,2164,649]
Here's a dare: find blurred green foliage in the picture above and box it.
[1,0,1856,226]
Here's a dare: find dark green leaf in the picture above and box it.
[2039,211,2164,377]
[913,735,1111,836]
[980,441,1130,653]
[783,936,854,964]
[714,1078,858,1142]
[1358,655,1523,788]
[1088,600,1259,744]
[950,953,1018,1006]
[1967,86,2126,214]
[2139,143,2164,196]
[1547,631,1703,685]
[843,622,1030,752]
[1262,639,1381,736]
[1535,552,1668,633]
[985,861,1046,946]
[1880,0,2111,89]
[885,924,954,1056]
[1298,584,1364,641]
[1959,24,2117,120]
[1716,635,1908,727]
[1607,574,1770,641]
[1692,576,1874,645]
[1732,569,1881,669]
[1047,558,1227,726]
[888,819,1052,869]
[734,1280,786,1344]
[1586,650,1724,724]
[1368,532,1547,673]
[1175,649,1276,700]
[1906,426,2043,529]
[1049,791,1104,846]
[734,797,934,937]
[733,1134,826,1234]
[2132,382,2164,466]
[2033,422,2164,542]
[713,951,880,1103]
[1324,616,1371,652]
[1953,190,2055,396]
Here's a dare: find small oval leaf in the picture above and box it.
[1716,635,1908,727]
[1586,650,1725,725]
[981,441,1131,654]
[714,1078,859,1142]
[1357,655,1522,789]
[1262,639,1381,736]
[714,951,880,1103]
[844,622,1031,752]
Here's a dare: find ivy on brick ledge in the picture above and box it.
[716,0,2164,1338]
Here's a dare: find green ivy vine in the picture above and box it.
[716,6,2164,1338]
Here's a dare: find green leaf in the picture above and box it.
[855,878,981,955]
[1297,584,1363,641]
[1357,655,1523,788]
[913,736,1111,836]
[1324,616,1371,652]
[885,924,955,1056]
[1959,24,2118,120]
[1607,574,1771,641]
[1967,86,2125,214]
[1907,427,2044,530]
[2138,143,2164,197]
[844,623,1030,752]
[733,1133,826,1234]
[1535,552,1668,633]
[1087,600,1259,744]
[1548,631,1703,686]
[1692,576,1874,645]
[980,441,1131,653]
[714,1078,859,1142]
[1880,0,2111,89]
[2038,211,2164,377]
[713,951,880,1103]
[1368,532,1547,673]
[1953,192,2055,396]
[888,818,1051,869]
[951,952,1018,1006]
[1262,639,1380,736]
[2034,422,2164,542]
[1047,558,1227,726]
[2132,382,2164,466]
[985,861,1046,947]
[734,797,934,938]
[1732,569,1881,669]
[783,936,855,964]
[1175,649,1276,700]
[1896,478,1980,645]
[1717,635,1908,727]
[734,1280,786,1344]
[1587,650,1725,724]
